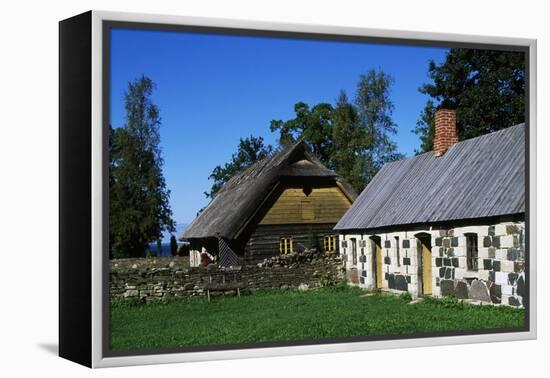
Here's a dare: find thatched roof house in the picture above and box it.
[182,140,356,265]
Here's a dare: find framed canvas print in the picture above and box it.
[59,10,537,368]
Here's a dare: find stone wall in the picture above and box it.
[110,251,344,302]
[339,220,526,307]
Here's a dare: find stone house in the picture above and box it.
[334,108,526,307]
[182,140,356,266]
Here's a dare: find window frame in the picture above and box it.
[324,235,337,254]
[280,236,293,255]
[350,238,357,265]
[465,233,479,271]
[395,236,401,267]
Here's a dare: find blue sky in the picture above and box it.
[110,28,448,226]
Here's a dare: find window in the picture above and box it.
[324,235,337,254]
[351,238,357,265]
[280,237,293,255]
[395,236,400,267]
[466,233,478,271]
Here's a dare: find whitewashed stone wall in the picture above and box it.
[339,220,526,307]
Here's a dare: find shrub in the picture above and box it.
[423,295,465,309]
[398,292,412,302]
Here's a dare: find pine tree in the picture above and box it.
[109,76,175,258]
[354,69,404,184]
[414,49,525,153]
[332,91,367,192]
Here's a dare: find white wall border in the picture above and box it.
[90,10,537,368]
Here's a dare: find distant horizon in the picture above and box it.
[109,27,448,225]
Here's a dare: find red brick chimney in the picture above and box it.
[434,108,458,157]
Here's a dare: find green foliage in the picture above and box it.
[270,102,335,167]
[269,69,403,193]
[109,76,175,258]
[110,287,524,351]
[398,291,413,302]
[415,49,525,153]
[423,295,465,309]
[170,235,178,257]
[354,70,404,186]
[412,100,436,154]
[205,135,273,198]
[332,91,369,192]
[111,297,144,308]
[321,280,349,292]
[207,69,403,197]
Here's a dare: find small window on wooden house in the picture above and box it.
[395,236,401,266]
[280,237,293,255]
[324,235,337,254]
[465,233,478,271]
[301,198,315,220]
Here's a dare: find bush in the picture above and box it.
[398,292,412,302]
[331,280,350,291]
[423,295,465,309]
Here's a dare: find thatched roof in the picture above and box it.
[182,141,356,240]
[334,123,525,232]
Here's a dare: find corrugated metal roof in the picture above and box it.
[334,123,525,231]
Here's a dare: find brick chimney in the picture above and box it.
[433,108,458,157]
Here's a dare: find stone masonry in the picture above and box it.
[339,221,526,307]
[110,250,344,302]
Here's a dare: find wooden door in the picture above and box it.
[375,243,383,289]
[422,242,432,295]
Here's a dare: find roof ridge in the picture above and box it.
[183,138,357,240]
[335,122,525,231]
[385,123,526,167]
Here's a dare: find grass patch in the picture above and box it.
[110,286,524,352]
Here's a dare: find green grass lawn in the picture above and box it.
[110,286,525,352]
